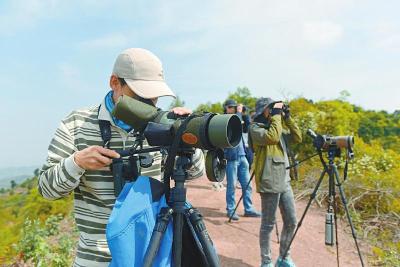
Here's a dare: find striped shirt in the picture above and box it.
[38,100,204,266]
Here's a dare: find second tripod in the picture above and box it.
[279,146,365,267]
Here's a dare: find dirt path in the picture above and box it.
[185,176,368,267]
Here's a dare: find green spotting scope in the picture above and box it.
[112,95,242,150]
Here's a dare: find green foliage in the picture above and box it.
[337,90,351,101]
[371,245,400,266]
[169,95,185,109]
[0,177,75,265]
[14,215,77,266]
[227,87,257,111]
[358,109,400,153]
[195,101,223,113]
[195,87,257,114]
[14,218,51,265]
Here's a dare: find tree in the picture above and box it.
[227,87,257,111]
[169,95,185,109]
[195,102,223,113]
[337,90,351,101]
[10,180,17,189]
[34,168,40,177]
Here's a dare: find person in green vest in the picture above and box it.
[249,98,302,267]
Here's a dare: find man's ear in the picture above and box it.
[109,75,119,90]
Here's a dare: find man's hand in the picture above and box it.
[237,104,243,113]
[74,146,120,170]
[271,102,284,116]
[283,105,290,120]
[171,107,192,116]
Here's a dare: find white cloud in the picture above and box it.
[372,21,400,52]
[0,0,63,35]
[78,33,129,50]
[376,34,400,52]
[0,0,119,36]
[57,63,92,92]
[59,63,79,79]
[302,21,343,47]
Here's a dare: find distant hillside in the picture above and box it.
[0,174,32,189]
[0,166,38,189]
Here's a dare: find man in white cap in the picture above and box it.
[38,48,204,266]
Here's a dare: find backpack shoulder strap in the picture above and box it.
[98,106,112,148]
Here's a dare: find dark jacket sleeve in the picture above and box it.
[242,114,251,133]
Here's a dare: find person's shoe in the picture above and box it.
[211,183,219,191]
[275,256,296,267]
[218,182,226,191]
[260,262,273,267]
[227,213,240,221]
[244,210,262,217]
[212,182,224,191]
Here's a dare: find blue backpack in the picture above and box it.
[106,176,173,267]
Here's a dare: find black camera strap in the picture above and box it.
[98,106,112,148]
[98,107,135,197]
[99,120,112,148]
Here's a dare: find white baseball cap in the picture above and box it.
[112,48,176,99]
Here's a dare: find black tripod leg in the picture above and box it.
[187,208,220,267]
[143,207,174,267]
[333,166,365,267]
[173,212,184,267]
[278,169,327,267]
[228,171,255,222]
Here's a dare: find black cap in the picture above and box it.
[254,97,276,118]
[223,99,238,108]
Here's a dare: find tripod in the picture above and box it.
[143,153,220,267]
[279,147,365,267]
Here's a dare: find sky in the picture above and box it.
[0,0,399,168]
